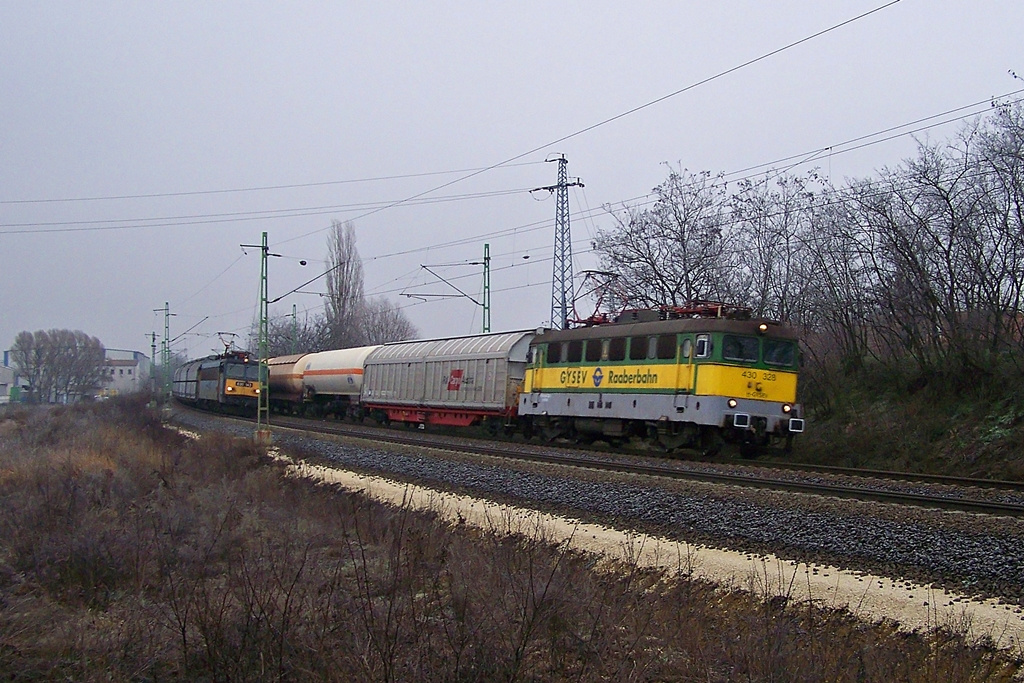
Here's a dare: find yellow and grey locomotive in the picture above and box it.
[518,305,803,454]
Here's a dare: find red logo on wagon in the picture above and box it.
[447,369,464,391]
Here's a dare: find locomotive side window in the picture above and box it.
[656,334,677,360]
[566,340,583,363]
[764,339,796,367]
[695,334,711,358]
[628,336,648,361]
[722,334,759,362]
[681,338,693,360]
[602,337,618,360]
[608,337,626,361]
[546,342,561,365]
[585,339,603,362]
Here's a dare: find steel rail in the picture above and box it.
[243,413,1024,518]
[735,458,1024,493]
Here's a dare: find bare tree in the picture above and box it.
[728,173,820,321]
[322,219,418,348]
[10,331,45,403]
[261,310,332,357]
[11,329,106,403]
[325,220,369,348]
[595,169,729,310]
[361,297,418,344]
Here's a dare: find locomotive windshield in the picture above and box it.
[721,335,759,362]
[764,339,797,367]
[226,363,260,380]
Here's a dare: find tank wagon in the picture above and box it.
[361,331,533,430]
[172,351,261,412]
[300,345,380,417]
[519,307,804,454]
[266,353,309,413]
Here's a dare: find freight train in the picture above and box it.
[172,305,805,456]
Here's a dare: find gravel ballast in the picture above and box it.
[174,410,1024,606]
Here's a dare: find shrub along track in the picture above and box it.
[175,406,1024,607]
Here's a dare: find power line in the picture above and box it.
[278,1,903,246]
[4,86,1011,244]
[0,161,545,205]
[0,187,535,233]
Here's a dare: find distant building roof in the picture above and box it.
[105,359,139,367]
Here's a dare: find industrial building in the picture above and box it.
[99,349,153,398]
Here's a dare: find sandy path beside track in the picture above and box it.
[277,452,1024,653]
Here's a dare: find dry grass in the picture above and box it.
[0,397,1019,681]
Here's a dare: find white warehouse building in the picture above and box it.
[100,349,153,397]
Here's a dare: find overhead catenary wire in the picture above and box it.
[4,86,1014,245]
[0,187,535,232]
[0,161,546,205]
[277,0,904,247]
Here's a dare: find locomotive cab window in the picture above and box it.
[585,339,603,362]
[695,334,711,359]
[722,334,760,362]
[764,339,796,367]
[546,342,561,365]
[680,338,693,360]
[226,365,246,379]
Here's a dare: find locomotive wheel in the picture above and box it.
[541,421,567,442]
[699,426,723,458]
[739,440,760,459]
[652,422,697,453]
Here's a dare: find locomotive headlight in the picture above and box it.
[727,398,738,408]
[782,404,792,413]
[758,323,768,334]
[255,388,261,394]
[226,386,234,392]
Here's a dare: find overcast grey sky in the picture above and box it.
[2,1,1022,359]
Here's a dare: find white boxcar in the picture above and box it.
[361,331,535,426]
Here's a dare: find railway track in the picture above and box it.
[211,410,1024,518]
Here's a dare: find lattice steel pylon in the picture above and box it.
[533,154,583,329]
